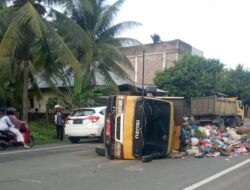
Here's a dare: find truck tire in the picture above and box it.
[218,118,225,132]
[236,117,242,127]
[231,117,237,128]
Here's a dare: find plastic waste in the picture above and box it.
[187,146,199,155]
[195,153,204,158]
[191,137,199,146]
[212,152,220,157]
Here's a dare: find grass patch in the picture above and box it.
[28,121,69,145]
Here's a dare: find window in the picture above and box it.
[71,109,95,116]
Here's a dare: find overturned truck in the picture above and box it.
[101,95,186,161]
[191,95,244,127]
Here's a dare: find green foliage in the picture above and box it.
[154,54,224,102]
[50,0,141,107]
[0,0,83,118]
[154,55,250,105]
[57,0,141,86]
[218,64,250,104]
[29,121,69,144]
[48,98,58,109]
[72,70,115,107]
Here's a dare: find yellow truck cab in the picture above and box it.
[104,95,175,160]
[226,97,244,123]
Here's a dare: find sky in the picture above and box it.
[110,0,250,69]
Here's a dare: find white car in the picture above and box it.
[65,106,106,143]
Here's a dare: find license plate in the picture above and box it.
[73,119,83,124]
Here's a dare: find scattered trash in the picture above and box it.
[194,153,204,158]
[168,150,185,158]
[173,124,250,159]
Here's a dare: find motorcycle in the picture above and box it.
[0,123,35,149]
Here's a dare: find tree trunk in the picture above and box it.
[22,60,29,122]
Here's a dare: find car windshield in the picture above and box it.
[70,109,95,116]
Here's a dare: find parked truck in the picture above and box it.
[191,95,244,127]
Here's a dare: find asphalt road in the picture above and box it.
[0,141,249,190]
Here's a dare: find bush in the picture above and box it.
[28,121,68,144]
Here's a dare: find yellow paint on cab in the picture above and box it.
[122,96,137,159]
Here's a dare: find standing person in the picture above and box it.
[0,108,30,149]
[54,105,64,141]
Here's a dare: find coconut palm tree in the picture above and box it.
[52,0,141,104]
[150,33,161,43]
[0,0,85,120]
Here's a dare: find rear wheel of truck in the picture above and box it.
[218,118,225,132]
[231,117,237,128]
[236,117,242,127]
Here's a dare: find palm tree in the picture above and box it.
[0,0,84,120]
[52,0,141,105]
[150,33,161,43]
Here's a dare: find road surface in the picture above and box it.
[0,141,249,190]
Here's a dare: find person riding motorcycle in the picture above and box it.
[0,108,30,149]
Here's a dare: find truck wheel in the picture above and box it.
[105,144,114,160]
[231,117,237,128]
[218,118,225,132]
[236,117,242,127]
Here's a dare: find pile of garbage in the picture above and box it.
[178,124,250,158]
[169,122,250,158]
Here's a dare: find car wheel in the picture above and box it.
[99,129,104,143]
[68,137,80,143]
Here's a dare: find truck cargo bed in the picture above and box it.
[191,96,237,116]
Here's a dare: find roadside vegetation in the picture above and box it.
[29,121,69,144]
[0,0,140,120]
[155,54,250,106]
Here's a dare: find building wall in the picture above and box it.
[121,39,203,85]
[30,89,72,113]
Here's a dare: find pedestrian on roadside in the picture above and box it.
[54,105,64,141]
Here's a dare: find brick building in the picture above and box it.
[121,39,203,85]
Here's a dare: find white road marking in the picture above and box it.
[18,179,42,184]
[183,159,250,190]
[0,144,87,155]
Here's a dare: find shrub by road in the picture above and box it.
[29,121,68,144]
